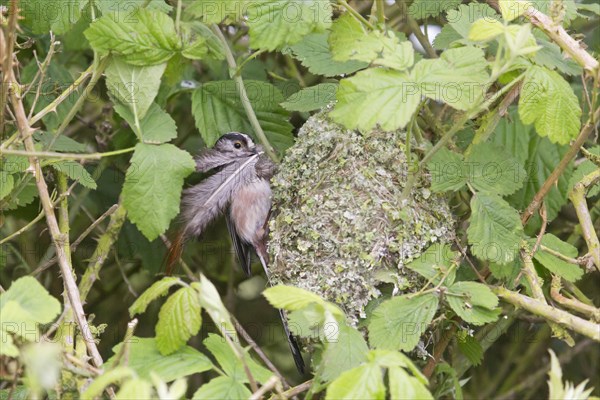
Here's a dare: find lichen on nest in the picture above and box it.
[268,111,455,324]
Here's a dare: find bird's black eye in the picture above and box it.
[234,141,242,149]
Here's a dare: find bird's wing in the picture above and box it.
[225,211,253,277]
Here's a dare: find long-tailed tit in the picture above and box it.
[167,132,305,373]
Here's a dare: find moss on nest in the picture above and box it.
[268,111,455,323]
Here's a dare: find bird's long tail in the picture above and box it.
[165,230,186,275]
[258,253,305,374]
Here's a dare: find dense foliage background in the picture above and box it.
[1,0,599,399]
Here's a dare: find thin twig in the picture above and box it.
[0,147,135,159]
[27,35,57,119]
[394,0,438,58]
[550,276,600,321]
[522,106,600,225]
[111,319,139,368]
[231,315,290,389]
[531,202,547,254]
[249,375,279,400]
[28,64,94,126]
[423,323,458,378]
[31,204,120,276]
[338,0,375,29]
[211,25,279,162]
[280,379,313,398]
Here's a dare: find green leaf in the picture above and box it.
[468,18,505,41]
[317,324,369,382]
[107,337,213,382]
[426,148,467,192]
[115,378,153,400]
[489,259,522,284]
[326,362,385,400]
[289,33,367,77]
[519,66,581,145]
[247,0,333,51]
[0,329,19,357]
[457,333,484,366]
[263,285,326,311]
[3,180,38,211]
[468,193,523,264]
[184,0,245,23]
[447,282,501,325]
[499,0,532,22]
[412,46,490,111]
[466,142,526,196]
[281,83,338,112]
[404,243,459,285]
[531,234,583,282]
[0,172,14,200]
[84,9,181,65]
[81,367,135,400]
[0,276,62,336]
[106,57,166,123]
[191,80,294,153]
[203,334,272,384]
[33,132,88,153]
[331,68,421,131]
[114,102,178,144]
[155,287,202,355]
[192,377,251,400]
[389,366,434,400]
[331,20,414,71]
[434,3,500,49]
[51,0,87,34]
[408,0,462,19]
[129,277,182,316]
[181,22,209,60]
[533,31,581,76]
[368,293,439,352]
[50,161,97,189]
[447,282,499,309]
[492,107,573,228]
[122,143,195,241]
[194,275,235,332]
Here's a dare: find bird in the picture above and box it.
[167,132,305,374]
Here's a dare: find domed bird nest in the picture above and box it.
[268,111,455,323]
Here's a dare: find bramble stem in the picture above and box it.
[494,287,600,341]
[6,0,104,368]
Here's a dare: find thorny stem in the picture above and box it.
[0,146,136,160]
[79,201,128,302]
[211,24,279,162]
[375,0,385,25]
[569,168,600,270]
[5,0,104,368]
[493,287,600,341]
[0,9,17,138]
[550,276,600,321]
[524,7,599,75]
